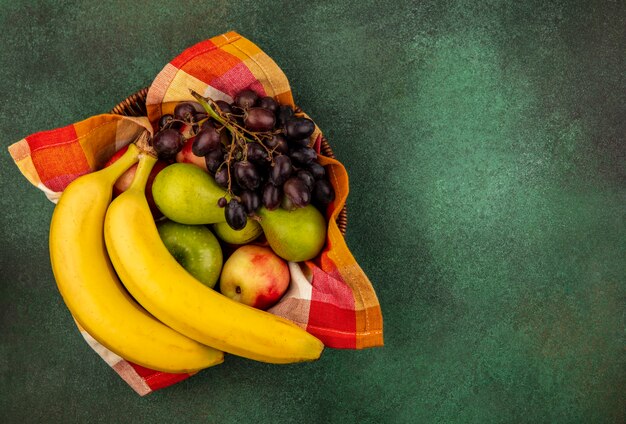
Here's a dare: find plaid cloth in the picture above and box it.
[8,31,383,395]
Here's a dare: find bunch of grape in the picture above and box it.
[151,89,335,230]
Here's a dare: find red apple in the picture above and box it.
[219,245,290,310]
[176,137,209,172]
[104,145,168,218]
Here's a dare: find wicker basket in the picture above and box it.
[111,88,348,235]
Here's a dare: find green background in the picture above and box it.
[1,1,624,422]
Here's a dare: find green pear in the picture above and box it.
[152,163,227,224]
[157,220,223,289]
[212,219,263,245]
[257,205,327,262]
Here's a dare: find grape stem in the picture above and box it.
[226,138,238,198]
[190,90,273,152]
[191,89,279,196]
[191,92,225,124]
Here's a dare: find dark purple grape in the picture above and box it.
[201,119,217,130]
[158,114,174,130]
[214,166,229,188]
[262,183,282,210]
[233,160,260,190]
[218,127,232,145]
[234,90,258,110]
[308,162,326,180]
[266,134,289,154]
[230,180,244,196]
[270,155,292,186]
[283,177,311,208]
[290,138,311,147]
[225,199,247,230]
[230,105,245,117]
[285,117,315,140]
[244,108,276,131]
[152,129,184,159]
[276,105,294,128]
[215,100,233,115]
[201,121,230,144]
[205,149,224,173]
[289,147,317,165]
[217,197,227,208]
[192,127,221,156]
[254,160,271,184]
[297,170,315,191]
[313,179,335,205]
[246,143,268,164]
[257,96,278,112]
[240,191,261,215]
[192,112,208,122]
[174,102,198,121]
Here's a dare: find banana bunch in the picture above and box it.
[49,142,324,373]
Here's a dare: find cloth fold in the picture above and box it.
[8,31,383,395]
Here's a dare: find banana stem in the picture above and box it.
[129,154,157,193]
[134,130,157,157]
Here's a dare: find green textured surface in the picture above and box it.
[1,1,624,422]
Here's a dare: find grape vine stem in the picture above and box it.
[190,90,276,162]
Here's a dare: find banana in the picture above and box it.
[49,143,223,373]
[104,154,325,364]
